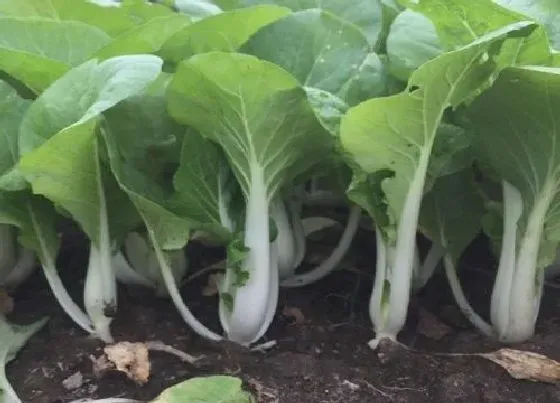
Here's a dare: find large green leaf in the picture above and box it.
[0,83,31,176]
[0,17,111,93]
[386,10,442,81]
[101,94,197,250]
[0,0,137,36]
[171,131,237,234]
[151,376,253,403]
[240,9,391,106]
[94,14,192,60]
[468,65,560,266]
[167,51,332,201]
[159,5,290,67]
[17,55,163,244]
[340,22,536,236]
[222,0,384,46]
[0,83,60,266]
[404,0,552,65]
[420,169,485,260]
[496,0,560,50]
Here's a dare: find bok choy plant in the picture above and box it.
[340,22,537,348]
[449,65,560,343]
[167,52,333,345]
[14,55,164,342]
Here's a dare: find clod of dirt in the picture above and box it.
[481,348,560,384]
[417,308,452,340]
[62,371,84,390]
[282,305,306,325]
[104,342,151,385]
[0,287,14,314]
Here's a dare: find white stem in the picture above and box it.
[443,252,493,337]
[271,198,296,279]
[0,350,21,403]
[84,140,117,343]
[27,203,94,334]
[253,242,279,342]
[506,182,552,342]
[380,151,431,340]
[145,223,223,341]
[490,181,523,339]
[369,226,392,349]
[289,199,306,269]
[280,205,361,287]
[223,167,272,345]
[113,251,155,289]
[412,242,444,290]
[84,245,115,343]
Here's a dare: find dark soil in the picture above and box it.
[6,224,560,403]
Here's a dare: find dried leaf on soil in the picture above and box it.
[104,342,151,384]
[480,349,560,384]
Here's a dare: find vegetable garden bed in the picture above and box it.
[7,227,560,402]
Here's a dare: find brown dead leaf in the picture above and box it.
[282,306,306,325]
[104,342,151,384]
[481,348,560,384]
[0,287,13,315]
[417,308,452,340]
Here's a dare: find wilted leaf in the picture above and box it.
[481,348,560,383]
[104,342,151,384]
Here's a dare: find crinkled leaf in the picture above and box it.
[225,0,384,46]
[94,14,191,60]
[171,131,236,237]
[159,5,290,66]
[340,22,536,238]
[496,0,560,50]
[167,51,332,200]
[17,56,162,244]
[0,17,111,93]
[420,169,485,260]
[468,66,560,267]
[240,9,390,105]
[426,123,474,188]
[101,95,194,250]
[19,55,163,153]
[0,84,60,264]
[152,376,253,403]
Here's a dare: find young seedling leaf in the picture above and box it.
[0,315,48,403]
[152,376,253,403]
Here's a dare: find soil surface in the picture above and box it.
[6,222,560,403]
